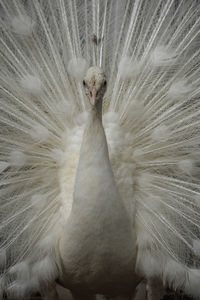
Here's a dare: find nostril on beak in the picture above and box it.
[90,91,92,97]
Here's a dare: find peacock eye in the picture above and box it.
[83,80,86,86]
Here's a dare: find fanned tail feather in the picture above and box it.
[0,0,200,298]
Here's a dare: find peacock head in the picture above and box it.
[83,67,107,106]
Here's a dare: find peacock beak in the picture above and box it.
[89,88,98,106]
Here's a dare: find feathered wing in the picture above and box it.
[0,0,200,298]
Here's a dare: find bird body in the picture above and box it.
[0,1,200,299]
[58,98,139,297]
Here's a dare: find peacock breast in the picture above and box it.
[57,206,140,295]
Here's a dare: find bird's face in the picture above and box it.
[83,67,107,106]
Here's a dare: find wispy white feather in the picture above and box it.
[67,57,89,80]
[9,151,27,167]
[20,75,42,94]
[150,46,177,67]
[167,79,192,99]
[30,124,49,142]
[11,15,35,36]
[118,56,140,80]
[9,261,31,280]
[32,256,58,283]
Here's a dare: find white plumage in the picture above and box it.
[0,0,200,299]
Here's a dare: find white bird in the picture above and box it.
[0,1,200,299]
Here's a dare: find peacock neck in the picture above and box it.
[88,100,103,123]
[72,98,113,210]
[79,99,106,159]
